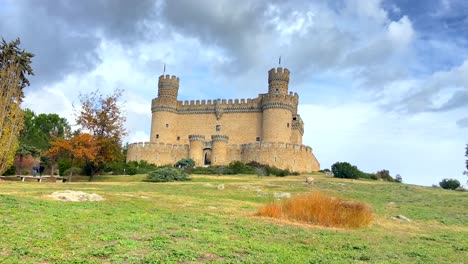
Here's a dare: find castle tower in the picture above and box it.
[158,74,180,102]
[262,68,293,143]
[150,74,180,143]
[268,67,289,95]
[211,135,228,166]
[189,135,205,166]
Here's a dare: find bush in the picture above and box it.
[57,158,72,176]
[145,167,191,182]
[439,178,461,190]
[190,166,223,175]
[175,158,195,168]
[256,192,373,228]
[376,170,394,182]
[63,167,82,176]
[2,165,16,175]
[226,161,256,174]
[331,162,362,179]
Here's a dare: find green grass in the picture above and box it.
[0,173,467,263]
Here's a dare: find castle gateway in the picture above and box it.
[127,67,320,172]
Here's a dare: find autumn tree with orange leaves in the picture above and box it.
[47,89,126,180]
[47,133,98,181]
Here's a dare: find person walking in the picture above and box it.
[32,165,38,177]
[39,164,45,177]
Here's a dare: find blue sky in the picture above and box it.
[1,0,467,186]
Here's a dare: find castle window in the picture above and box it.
[156,134,159,139]
[274,156,277,162]
[177,136,180,141]
[287,123,290,128]
[256,137,260,142]
[216,125,221,131]
[293,117,297,120]
[166,124,169,128]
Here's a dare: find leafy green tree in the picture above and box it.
[331,162,362,179]
[395,174,403,183]
[20,109,71,151]
[439,178,461,190]
[0,38,34,175]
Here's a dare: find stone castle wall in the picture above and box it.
[127,141,319,173]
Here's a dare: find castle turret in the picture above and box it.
[158,74,180,103]
[211,135,228,165]
[150,74,180,143]
[268,67,289,95]
[262,68,293,143]
[189,134,205,166]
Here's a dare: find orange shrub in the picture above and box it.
[256,192,373,228]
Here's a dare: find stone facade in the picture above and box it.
[127,67,320,172]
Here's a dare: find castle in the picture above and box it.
[126,67,320,172]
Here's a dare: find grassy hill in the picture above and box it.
[0,173,467,263]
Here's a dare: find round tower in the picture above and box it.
[268,67,289,95]
[262,68,293,143]
[211,135,228,166]
[150,74,180,144]
[189,135,205,166]
[158,74,179,102]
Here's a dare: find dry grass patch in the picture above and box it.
[256,192,373,228]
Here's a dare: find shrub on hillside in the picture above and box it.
[145,167,191,182]
[331,162,362,179]
[439,178,461,190]
[256,192,373,228]
[376,170,394,182]
[225,161,256,174]
[175,158,195,168]
[190,166,224,175]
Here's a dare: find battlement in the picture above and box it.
[128,142,189,150]
[211,134,229,142]
[260,92,298,112]
[188,134,205,142]
[237,142,312,152]
[158,74,179,84]
[268,67,290,82]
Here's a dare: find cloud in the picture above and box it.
[0,0,158,85]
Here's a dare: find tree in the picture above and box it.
[439,178,461,190]
[331,162,362,179]
[376,169,394,182]
[0,38,34,175]
[75,89,126,180]
[395,174,403,183]
[20,109,71,151]
[46,133,99,182]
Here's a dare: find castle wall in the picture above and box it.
[151,111,263,145]
[127,141,320,173]
[127,142,189,166]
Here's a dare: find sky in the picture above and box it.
[1,0,467,186]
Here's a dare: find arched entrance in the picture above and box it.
[203,148,212,165]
